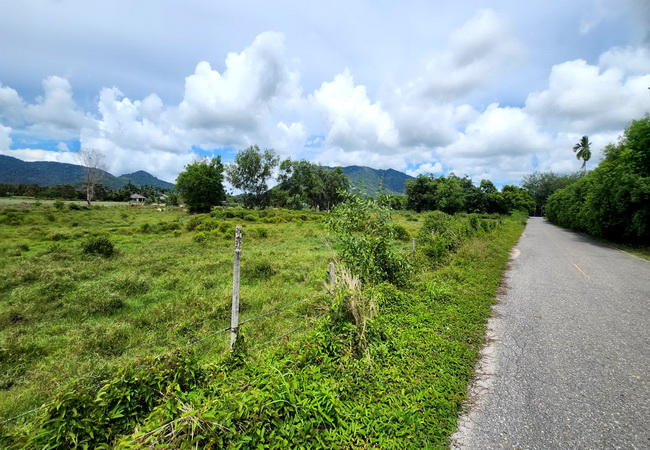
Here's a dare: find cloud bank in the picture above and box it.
[1,7,649,185]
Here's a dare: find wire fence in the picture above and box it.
[1,226,333,426]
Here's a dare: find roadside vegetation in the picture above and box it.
[546,115,649,246]
[0,196,525,447]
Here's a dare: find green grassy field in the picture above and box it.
[1,199,524,447]
[0,201,358,420]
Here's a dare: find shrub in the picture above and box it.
[50,232,69,241]
[68,203,82,210]
[327,193,410,286]
[53,200,65,210]
[392,224,410,241]
[193,231,209,243]
[81,236,115,257]
[0,209,26,225]
[417,211,471,263]
[186,214,219,232]
[140,223,153,233]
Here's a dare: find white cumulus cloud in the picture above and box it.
[0,84,24,126]
[24,76,89,138]
[178,31,301,146]
[0,124,12,150]
[312,68,399,151]
[525,56,650,133]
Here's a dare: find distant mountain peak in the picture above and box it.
[327,165,413,196]
[0,155,173,190]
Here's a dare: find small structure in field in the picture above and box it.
[129,194,147,203]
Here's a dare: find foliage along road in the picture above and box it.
[452,217,650,449]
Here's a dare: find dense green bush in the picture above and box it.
[392,224,410,241]
[416,211,491,263]
[327,193,410,286]
[81,236,115,257]
[546,115,650,244]
[27,352,206,448]
[0,209,27,225]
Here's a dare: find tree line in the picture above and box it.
[176,145,538,216]
[404,174,535,215]
[176,145,350,213]
[545,115,649,244]
[0,182,169,202]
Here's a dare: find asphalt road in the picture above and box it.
[451,217,650,449]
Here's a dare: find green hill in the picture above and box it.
[0,155,174,190]
[333,165,413,196]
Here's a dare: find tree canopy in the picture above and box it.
[405,173,533,215]
[175,157,226,213]
[547,115,650,244]
[521,171,582,216]
[226,145,279,209]
[274,159,349,210]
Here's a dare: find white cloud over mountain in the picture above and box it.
[0,3,648,184]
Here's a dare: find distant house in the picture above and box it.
[130,194,147,203]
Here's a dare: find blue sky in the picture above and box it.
[1,0,649,184]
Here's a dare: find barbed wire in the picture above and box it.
[249,311,329,353]
[189,325,232,346]
[0,403,52,426]
[238,293,325,327]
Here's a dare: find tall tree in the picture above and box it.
[226,145,279,208]
[75,148,107,207]
[573,135,592,170]
[175,157,226,213]
[276,159,349,210]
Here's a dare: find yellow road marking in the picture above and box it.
[573,263,589,278]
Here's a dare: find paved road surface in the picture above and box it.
[452,217,650,449]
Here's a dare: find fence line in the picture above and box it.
[238,294,324,327]
[249,311,330,353]
[1,225,335,426]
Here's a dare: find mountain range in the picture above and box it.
[0,155,174,190]
[0,155,414,195]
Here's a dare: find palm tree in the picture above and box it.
[573,136,592,170]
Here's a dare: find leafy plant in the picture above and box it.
[327,192,409,286]
[81,235,115,257]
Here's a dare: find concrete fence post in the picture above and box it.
[230,225,242,350]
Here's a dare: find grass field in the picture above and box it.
[1,198,524,447]
[0,201,362,420]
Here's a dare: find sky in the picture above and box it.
[1,0,649,185]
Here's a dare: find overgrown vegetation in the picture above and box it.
[327,193,410,286]
[405,173,535,215]
[0,198,524,447]
[546,115,650,244]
